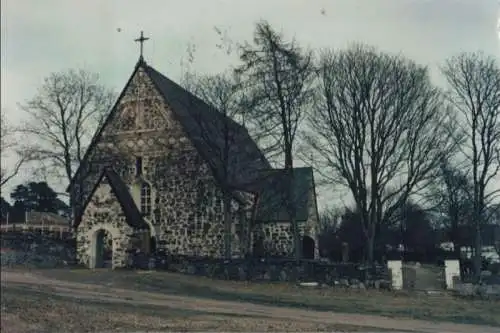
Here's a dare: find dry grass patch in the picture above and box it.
[1,284,388,332]
[35,268,500,327]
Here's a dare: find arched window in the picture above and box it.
[140,182,151,216]
[135,156,143,177]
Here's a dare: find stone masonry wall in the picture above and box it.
[148,152,242,257]
[77,181,135,268]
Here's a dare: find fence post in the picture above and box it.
[444,259,461,290]
[387,260,403,290]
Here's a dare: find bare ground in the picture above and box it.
[1,268,499,333]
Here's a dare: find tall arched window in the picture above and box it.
[140,182,151,216]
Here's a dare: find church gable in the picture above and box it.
[76,174,135,268]
[79,169,147,230]
[103,67,171,135]
[68,62,196,214]
[81,177,124,223]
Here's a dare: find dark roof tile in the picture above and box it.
[143,64,271,188]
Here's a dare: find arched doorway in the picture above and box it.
[150,235,157,254]
[302,236,315,259]
[139,223,157,255]
[252,237,265,258]
[95,229,113,268]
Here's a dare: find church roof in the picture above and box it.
[78,168,148,230]
[143,64,271,188]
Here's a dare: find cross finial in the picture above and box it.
[135,31,150,61]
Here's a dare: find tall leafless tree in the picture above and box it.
[0,112,32,187]
[426,159,473,258]
[19,69,116,190]
[235,21,316,260]
[442,52,500,277]
[487,203,500,258]
[305,45,455,264]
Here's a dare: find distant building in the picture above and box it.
[0,211,71,239]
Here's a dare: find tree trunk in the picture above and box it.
[453,243,461,261]
[450,214,460,259]
[223,192,232,259]
[366,237,374,265]
[473,220,482,281]
[366,226,375,265]
[472,192,484,280]
[365,207,377,265]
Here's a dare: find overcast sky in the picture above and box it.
[1,0,499,208]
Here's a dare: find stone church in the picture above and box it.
[67,50,320,268]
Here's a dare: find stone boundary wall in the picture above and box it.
[1,232,76,268]
[130,254,392,289]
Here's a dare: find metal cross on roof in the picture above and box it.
[135,31,149,61]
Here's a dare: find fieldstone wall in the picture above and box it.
[1,232,75,268]
[453,279,500,300]
[139,255,392,289]
[77,181,135,268]
[146,153,243,258]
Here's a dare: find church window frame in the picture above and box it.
[140,182,152,217]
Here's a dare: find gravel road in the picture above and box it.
[1,270,499,333]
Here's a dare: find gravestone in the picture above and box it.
[388,260,402,290]
[445,259,460,289]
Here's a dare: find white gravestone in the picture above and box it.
[444,259,461,290]
[387,260,403,290]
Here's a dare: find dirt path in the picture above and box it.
[1,270,498,333]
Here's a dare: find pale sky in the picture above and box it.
[1,0,499,209]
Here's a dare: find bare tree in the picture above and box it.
[487,203,500,258]
[442,52,500,277]
[235,21,316,261]
[317,206,343,259]
[19,69,116,189]
[426,159,473,258]
[318,206,343,233]
[0,112,32,187]
[305,45,455,264]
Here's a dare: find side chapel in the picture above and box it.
[67,33,320,268]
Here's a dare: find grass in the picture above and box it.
[1,282,387,333]
[37,268,500,327]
